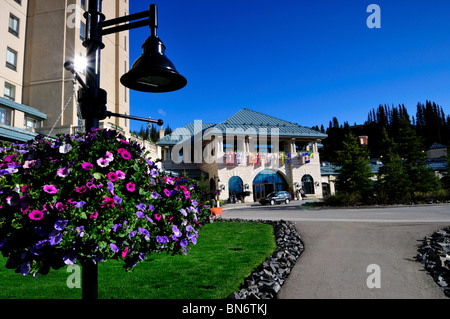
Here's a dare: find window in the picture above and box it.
[0,108,12,126]
[81,0,86,10]
[4,82,16,101]
[9,14,20,37]
[80,22,86,41]
[6,47,18,70]
[14,0,21,5]
[24,116,41,131]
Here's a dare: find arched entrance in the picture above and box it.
[302,175,315,195]
[228,176,243,199]
[253,170,289,201]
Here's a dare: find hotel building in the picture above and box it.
[158,108,328,202]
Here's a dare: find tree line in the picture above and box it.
[132,124,173,144]
[316,100,450,162]
[315,100,450,205]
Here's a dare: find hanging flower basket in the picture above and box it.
[0,129,210,278]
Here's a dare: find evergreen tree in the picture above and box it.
[377,128,412,202]
[335,132,374,202]
[396,117,440,193]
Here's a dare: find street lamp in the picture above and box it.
[68,1,186,133]
[66,1,186,299]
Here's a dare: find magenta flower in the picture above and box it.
[90,211,99,219]
[121,150,132,160]
[163,189,171,197]
[43,185,58,194]
[107,172,118,182]
[154,213,162,221]
[86,182,96,189]
[75,186,87,193]
[121,247,128,258]
[126,182,135,192]
[81,162,93,170]
[29,210,44,221]
[55,202,64,211]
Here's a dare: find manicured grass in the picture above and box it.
[0,221,276,299]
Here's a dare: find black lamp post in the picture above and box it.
[65,1,186,299]
[66,1,187,134]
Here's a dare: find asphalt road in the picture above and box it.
[220,202,450,299]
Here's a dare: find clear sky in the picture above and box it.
[126,0,450,133]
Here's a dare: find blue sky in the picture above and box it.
[127,0,450,132]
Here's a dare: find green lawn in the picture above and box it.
[0,221,276,299]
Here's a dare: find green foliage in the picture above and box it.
[0,129,209,277]
[335,132,374,202]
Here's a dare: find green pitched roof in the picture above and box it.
[158,108,327,146]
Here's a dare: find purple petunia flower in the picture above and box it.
[75,201,86,208]
[110,243,119,253]
[63,253,77,265]
[107,182,114,192]
[156,236,169,244]
[172,225,182,238]
[148,205,155,211]
[136,203,146,211]
[151,192,160,200]
[114,195,122,204]
[136,211,144,219]
[54,219,68,231]
[180,208,187,217]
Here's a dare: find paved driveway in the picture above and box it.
[220,203,450,299]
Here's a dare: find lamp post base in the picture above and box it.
[82,261,98,300]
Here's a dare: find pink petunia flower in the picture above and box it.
[97,158,110,167]
[29,210,44,221]
[81,162,93,170]
[163,189,171,197]
[107,172,118,182]
[43,185,58,194]
[121,151,132,160]
[154,213,162,221]
[126,182,135,192]
[57,167,70,178]
[121,247,129,258]
[116,170,126,179]
[76,186,87,193]
[90,211,99,219]
[86,182,96,189]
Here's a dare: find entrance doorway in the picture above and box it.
[253,170,289,201]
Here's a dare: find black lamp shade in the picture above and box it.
[120,36,187,93]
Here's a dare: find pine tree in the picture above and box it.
[396,117,440,193]
[377,128,412,202]
[335,132,374,203]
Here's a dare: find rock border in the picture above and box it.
[416,226,450,298]
[216,218,304,299]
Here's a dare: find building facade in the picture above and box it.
[0,0,130,140]
[158,108,328,203]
